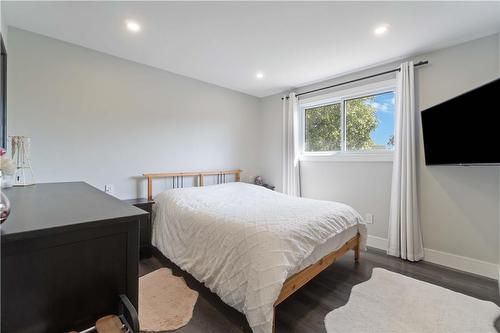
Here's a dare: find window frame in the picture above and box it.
[299,79,396,162]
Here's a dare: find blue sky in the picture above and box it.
[365,91,395,148]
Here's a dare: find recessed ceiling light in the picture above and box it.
[256,72,264,79]
[374,24,388,36]
[126,20,141,33]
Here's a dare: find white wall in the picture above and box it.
[416,34,499,267]
[8,28,261,199]
[260,33,500,277]
[260,95,282,191]
[7,26,500,277]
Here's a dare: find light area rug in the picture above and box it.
[139,268,198,332]
[325,268,500,333]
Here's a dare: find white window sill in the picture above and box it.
[300,152,394,162]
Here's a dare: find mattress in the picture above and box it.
[152,182,366,333]
[291,225,360,277]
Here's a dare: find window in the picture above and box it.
[300,82,395,160]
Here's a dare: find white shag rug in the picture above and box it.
[325,268,500,333]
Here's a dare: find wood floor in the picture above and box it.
[139,247,500,333]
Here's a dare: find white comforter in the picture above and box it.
[152,182,366,333]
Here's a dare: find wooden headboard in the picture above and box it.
[143,169,241,200]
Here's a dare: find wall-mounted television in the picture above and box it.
[421,78,500,166]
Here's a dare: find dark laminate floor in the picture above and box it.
[139,247,500,333]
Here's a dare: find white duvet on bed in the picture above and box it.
[152,182,366,333]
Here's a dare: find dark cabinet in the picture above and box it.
[123,198,154,258]
[1,182,147,333]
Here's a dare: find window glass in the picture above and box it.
[345,91,395,151]
[304,103,342,152]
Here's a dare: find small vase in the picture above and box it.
[1,191,11,223]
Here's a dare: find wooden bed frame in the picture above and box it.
[143,169,360,333]
[144,169,241,200]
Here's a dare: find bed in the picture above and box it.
[145,170,366,333]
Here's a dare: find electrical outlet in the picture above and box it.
[104,184,114,194]
[364,213,374,224]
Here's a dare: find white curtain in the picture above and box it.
[387,61,424,261]
[282,92,301,196]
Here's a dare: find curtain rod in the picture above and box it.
[282,60,428,100]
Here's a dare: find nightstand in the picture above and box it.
[123,198,154,258]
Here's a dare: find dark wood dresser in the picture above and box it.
[0,182,147,333]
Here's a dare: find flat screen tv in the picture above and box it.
[421,78,500,166]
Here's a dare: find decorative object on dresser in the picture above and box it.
[1,147,16,188]
[1,182,147,333]
[123,198,154,258]
[0,147,12,223]
[0,190,10,223]
[10,135,35,186]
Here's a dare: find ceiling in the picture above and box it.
[4,1,500,97]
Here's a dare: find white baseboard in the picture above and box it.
[424,248,498,280]
[366,235,498,280]
[366,235,389,250]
